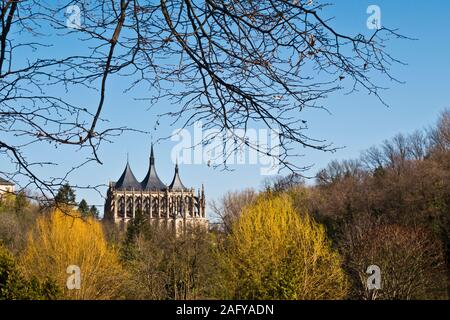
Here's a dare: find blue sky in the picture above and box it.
[8,1,450,218]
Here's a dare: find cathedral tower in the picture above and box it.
[104,145,207,232]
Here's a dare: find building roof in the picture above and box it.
[114,162,142,191]
[140,145,167,191]
[168,162,188,191]
[0,177,14,186]
[112,146,192,192]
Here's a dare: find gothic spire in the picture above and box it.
[169,161,187,191]
[150,143,155,165]
[141,144,166,191]
[114,159,141,191]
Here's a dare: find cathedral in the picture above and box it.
[104,145,207,231]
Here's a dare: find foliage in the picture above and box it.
[210,189,257,234]
[341,223,447,300]
[216,194,348,300]
[54,183,76,207]
[0,245,59,300]
[1,110,448,300]
[89,206,100,219]
[78,199,89,216]
[20,209,126,299]
[0,193,40,254]
[121,212,214,300]
[290,109,450,299]
[76,198,100,219]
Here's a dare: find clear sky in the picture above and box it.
[9,1,450,218]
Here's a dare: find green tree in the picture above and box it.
[0,192,38,255]
[216,194,348,300]
[21,209,126,299]
[121,211,214,299]
[14,192,29,215]
[54,183,76,207]
[0,245,59,300]
[89,205,99,219]
[77,199,89,216]
[121,211,148,262]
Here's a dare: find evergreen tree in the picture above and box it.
[78,199,89,216]
[54,183,76,207]
[0,245,60,299]
[14,192,29,215]
[121,210,147,262]
[89,205,100,219]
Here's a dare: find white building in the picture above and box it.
[0,177,14,196]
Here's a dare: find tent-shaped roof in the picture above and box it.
[140,145,167,191]
[114,162,141,191]
[0,177,14,186]
[169,162,188,191]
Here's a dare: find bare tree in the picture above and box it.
[1,0,406,199]
[341,223,447,300]
[316,159,364,184]
[361,146,385,171]
[0,0,140,200]
[407,130,428,161]
[210,188,257,233]
[428,109,450,152]
[263,173,304,192]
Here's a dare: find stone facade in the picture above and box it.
[104,145,207,232]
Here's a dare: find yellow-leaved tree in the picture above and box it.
[20,210,126,299]
[216,194,348,300]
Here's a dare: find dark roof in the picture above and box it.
[140,145,167,191]
[0,177,14,185]
[114,162,142,190]
[169,163,188,191]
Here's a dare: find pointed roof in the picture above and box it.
[114,161,141,190]
[169,161,188,191]
[141,144,167,191]
[0,177,13,186]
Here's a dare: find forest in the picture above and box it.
[1,109,448,300]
